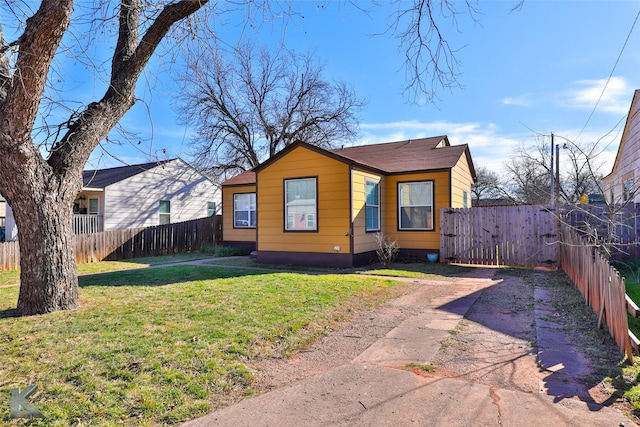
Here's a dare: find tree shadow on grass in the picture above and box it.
[0,308,17,318]
[78,264,278,288]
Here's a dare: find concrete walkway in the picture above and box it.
[183,267,632,427]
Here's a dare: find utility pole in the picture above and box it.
[550,133,555,205]
[556,143,560,203]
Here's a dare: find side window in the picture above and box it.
[365,179,380,231]
[398,181,433,230]
[159,200,171,224]
[463,190,468,208]
[207,202,217,217]
[233,193,256,228]
[285,178,317,231]
[89,198,99,214]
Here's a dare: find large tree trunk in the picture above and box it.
[0,0,209,316]
[15,198,78,316]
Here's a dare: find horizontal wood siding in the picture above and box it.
[603,93,640,203]
[222,184,257,244]
[383,171,450,250]
[451,155,473,208]
[0,216,221,271]
[258,146,351,254]
[351,169,384,254]
[103,159,221,230]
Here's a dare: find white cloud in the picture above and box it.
[502,94,534,107]
[357,119,621,177]
[560,77,632,114]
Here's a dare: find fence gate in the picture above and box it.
[439,205,559,267]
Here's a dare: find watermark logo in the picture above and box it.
[10,385,44,419]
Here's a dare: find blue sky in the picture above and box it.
[92,1,640,178]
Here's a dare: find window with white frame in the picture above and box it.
[398,181,433,230]
[88,198,99,215]
[159,200,171,225]
[207,202,217,217]
[233,193,256,228]
[285,177,317,231]
[365,179,380,231]
[624,178,635,201]
[463,190,468,208]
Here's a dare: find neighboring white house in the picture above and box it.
[5,158,221,240]
[603,89,640,204]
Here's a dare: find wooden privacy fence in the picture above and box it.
[564,203,640,260]
[440,205,559,267]
[559,222,634,362]
[0,215,222,271]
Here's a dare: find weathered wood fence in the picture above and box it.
[0,215,222,271]
[439,204,635,361]
[564,203,640,260]
[559,222,634,362]
[439,205,559,267]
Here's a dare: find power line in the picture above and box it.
[576,9,640,141]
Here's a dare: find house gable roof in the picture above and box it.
[223,136,475,185]
[603,89,640,181]
[83,159,176,188]
[330,136,474,176]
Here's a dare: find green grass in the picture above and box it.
[0,253,215,286]
[206,256,347,272]
[0,265,405,426]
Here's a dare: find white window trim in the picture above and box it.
[233,193,256,228]
[365,179,380,232]
[284,177,317,231]
[159,200,171,225]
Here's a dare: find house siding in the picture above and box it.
[103,159,220,230]
[222,184,257,248]
[352,168,385,255]
[257,145,351,255]
[603,90,640,204]
[383,171,450,251]
[450,155,474,208]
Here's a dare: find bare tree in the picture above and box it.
[0,1,208,316]
[0,0,508,316]
[502,135,604,205]
[471,165,502,204]
[178,42,365,179]
[503,140,552,205]
[387,0,480,103]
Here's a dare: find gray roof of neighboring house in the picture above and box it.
[83,159,175,188]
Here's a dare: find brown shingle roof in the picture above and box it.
[329,136,466,173]
[221,135,474,185]
[221,170,256,186]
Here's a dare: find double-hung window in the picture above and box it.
[88,198,99,215]
[365,179,380,231]
[285,177,317,231]
[207,202,217,217]
[624,178,635,201]
[159,200,171,225]
[234,193,256,228]
[398,181,433,230]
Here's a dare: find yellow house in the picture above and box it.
[221,136,476,267]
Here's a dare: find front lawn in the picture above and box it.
[0,265,410,425]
